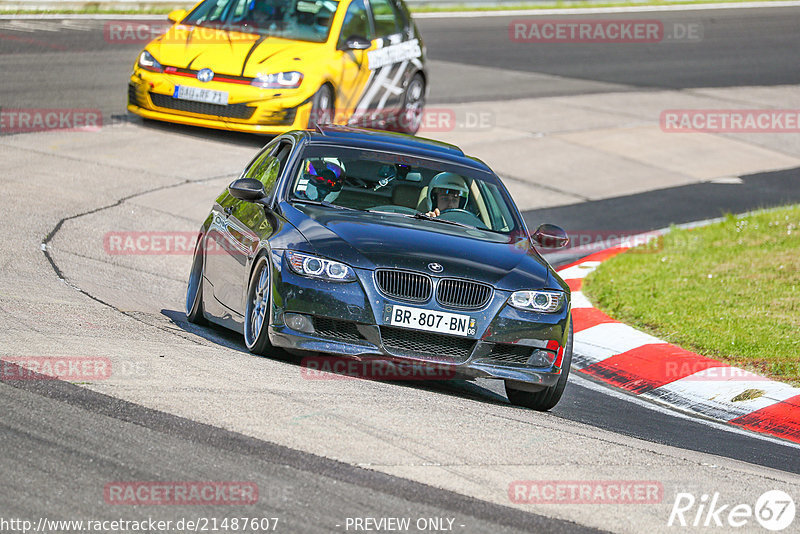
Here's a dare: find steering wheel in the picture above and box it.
[438,209,488,229]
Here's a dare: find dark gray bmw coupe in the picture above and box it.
[186,125,573,410]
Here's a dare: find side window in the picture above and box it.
[244,148,280,197]
[389,0,408,33]
[338,0,372,47]
[368,0,401,37]
[272,141,293,177]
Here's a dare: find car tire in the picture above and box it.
[244,255,273,355]
[185,237,207,325]
[395,73,425,134]
[505,320,573,411]
[308,84,334,129]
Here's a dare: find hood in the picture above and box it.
[282,203,551,291]
[150,25,324,78]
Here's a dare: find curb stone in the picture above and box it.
[555,239,800,445]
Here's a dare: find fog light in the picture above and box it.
[528,349,557,367]
[285,313,314,334]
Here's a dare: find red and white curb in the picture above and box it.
[555,245,800,445]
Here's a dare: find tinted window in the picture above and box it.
[184,0,340,43]
[288,146,520,235]
[368,0,401,37]
[389,0,408,32]
[244,148,281,197]
[338,0,372,47]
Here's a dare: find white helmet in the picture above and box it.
[426,172,468,210]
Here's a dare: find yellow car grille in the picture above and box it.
[149,93,256,120]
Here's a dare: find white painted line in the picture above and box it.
[11,20,62,31]
[570,291,593,309]
[0,14,172,20]
[643,370,800,421]
[568,373,800,450]
[60,19,103,30]
[413,1,800,18]
[575,321,662,355]
[557,261,601,280]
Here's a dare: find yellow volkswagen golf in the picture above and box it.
[127,0,427,134]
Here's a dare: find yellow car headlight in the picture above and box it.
[138,50,163,73]
[251,71,303,89]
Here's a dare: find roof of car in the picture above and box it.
[301,125,491,172]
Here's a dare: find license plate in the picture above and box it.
[173,86,228,105]
[385,304,476,337]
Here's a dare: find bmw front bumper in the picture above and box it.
[267,255,571,388]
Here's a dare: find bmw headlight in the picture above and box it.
[509,290,564,313]
[251,71,303,89]
[285,251,355,282]
[138,50,163,73]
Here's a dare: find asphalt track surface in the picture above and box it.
[1,7,800,532]
[420,9,800,95]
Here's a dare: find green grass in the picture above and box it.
[0,0,791,15]
[582,205,800,386]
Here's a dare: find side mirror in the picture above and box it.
[531,224,569,249]
[343,35,372,50]
[228,178,266,201]
[167,9,187,23]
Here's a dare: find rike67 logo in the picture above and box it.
[668,490,795,531]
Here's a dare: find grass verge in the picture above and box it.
[582,205,800,386]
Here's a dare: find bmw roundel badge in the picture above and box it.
[428,262,443,273]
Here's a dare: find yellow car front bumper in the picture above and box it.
[127,69,314,135]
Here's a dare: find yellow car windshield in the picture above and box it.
[184,0,340,43]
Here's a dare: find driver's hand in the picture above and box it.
[424,208,440,218]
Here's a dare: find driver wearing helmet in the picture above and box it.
[299,159,345,202]
[424,172,468,218]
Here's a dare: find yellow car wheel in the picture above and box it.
[309,85,334,129]
[397,73,426,135]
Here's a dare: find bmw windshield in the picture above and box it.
[287,146,524,236]
[183,0,340,43]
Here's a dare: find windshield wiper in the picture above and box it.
[412,212,475,229]
[290,198,361,212]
